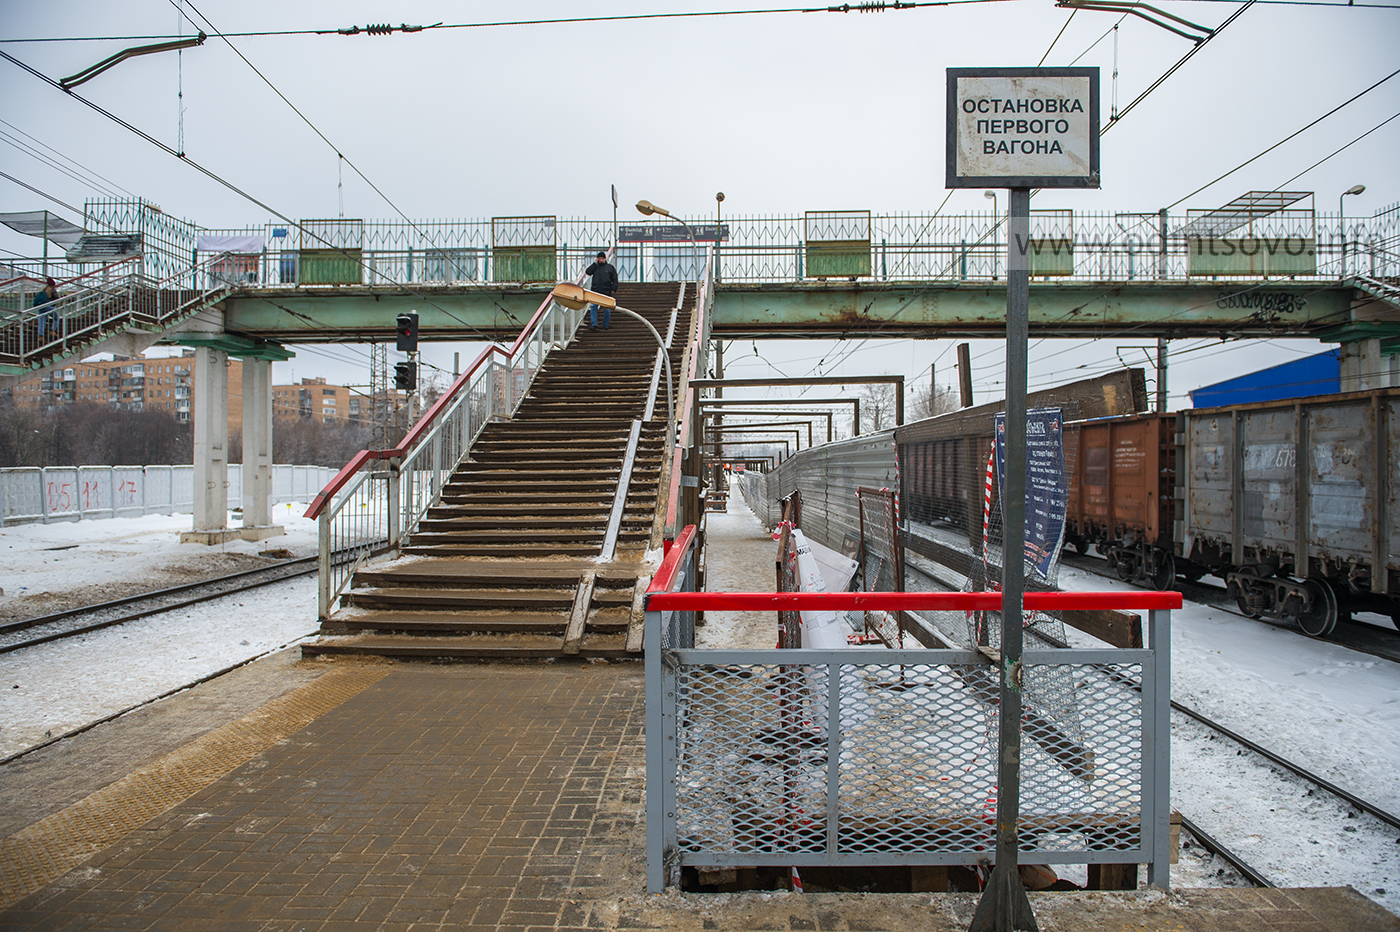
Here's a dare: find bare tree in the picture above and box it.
[909,382,960,422]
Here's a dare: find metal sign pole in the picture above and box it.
[970,186,1036,932]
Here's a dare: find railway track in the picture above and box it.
[0,556,320,654]
[904,559,1400,893]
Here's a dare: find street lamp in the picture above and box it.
[984,189,998,220]
[1339,184,1365,278]
[551,282,672,428]
[637,199,700,281]
[715,192,725,282]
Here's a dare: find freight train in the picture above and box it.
[896,387,1400,638]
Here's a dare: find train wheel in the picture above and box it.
[1148,553,1176,591]
[1296,579,1338,638]
[1235,593,1261,619]
[1115,557,1133,582]
[1073,537,1088,555]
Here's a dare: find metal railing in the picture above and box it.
[152,207,1400,287]
[643,530,1178,894]
[1,255,230,370]
[304,250,607,620]
[653,246,715,550]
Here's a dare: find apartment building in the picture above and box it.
[6,357,398,431]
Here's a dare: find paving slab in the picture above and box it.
[1,659,1396,931]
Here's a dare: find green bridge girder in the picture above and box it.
[217,279,1383,344]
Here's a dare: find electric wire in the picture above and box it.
[0,47,512,351]
[163,0,522,329]
[0,131,126,200]
[1103,0,1257,132]
[0,1,1027,44]
[0,117,138,198]
[1164,66,1400,210]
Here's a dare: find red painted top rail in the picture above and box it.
[304,247,613,520]
[647,524,698,593]
[646,589,1183,612]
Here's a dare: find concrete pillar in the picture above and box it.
[191,347,229,531]
[241,357,273,527]
[1339,339,1388,393]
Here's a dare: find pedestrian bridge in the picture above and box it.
[3,200,1398,383]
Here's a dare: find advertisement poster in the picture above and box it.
[994,407,1069,582]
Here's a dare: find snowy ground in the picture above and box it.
[2,491,1397,911]
[702,480,1400,910]
[0,505,322,758]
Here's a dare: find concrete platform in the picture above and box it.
[180,524,286,545]
[2,656,1396,931]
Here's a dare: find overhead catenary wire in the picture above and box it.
[163,0,522,327]
[0,1,1025,44]
[0,47,509,348]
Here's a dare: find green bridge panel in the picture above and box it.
[805,241,872,279]
[1187,238,1317,277]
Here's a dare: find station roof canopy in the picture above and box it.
[1181,191,1313,238]
[0,210,87,246]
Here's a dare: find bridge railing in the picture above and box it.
[652,246,715,552]
[304,248,609,620]
[177,209,1400,288]
[643,531,1181,894]
[1,255,231,370]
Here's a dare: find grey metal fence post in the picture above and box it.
[826,659,841,856]
[1147,607,1172,889]
[645,604,666,893]
[387,462,401,550]
[317,511,332,621]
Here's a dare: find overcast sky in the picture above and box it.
[2,1,1397,424]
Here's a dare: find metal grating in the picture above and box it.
[656,648,1156,869]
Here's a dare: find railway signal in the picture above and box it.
[395,311,418,352]
[394,361,417,391]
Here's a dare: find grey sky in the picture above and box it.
[2,1,1396,419]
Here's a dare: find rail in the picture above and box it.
[153,207,1400,287]
[643,535,1181,894]
[651,247,715,553]
[1,254,230,370]
[305,248,611,620]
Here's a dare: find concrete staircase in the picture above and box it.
[303,281,692,662]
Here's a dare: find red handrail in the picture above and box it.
[646,589,1182,612]
[305,245,615,520]
[647,523,698,593]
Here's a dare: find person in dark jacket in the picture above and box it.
[584,250,618,330]
[34,277,59,337]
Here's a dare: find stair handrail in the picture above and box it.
[651,246,715,552]
[3,254,230,370]
[305,246,613,620]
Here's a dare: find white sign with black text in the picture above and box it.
[946,68,1100,189]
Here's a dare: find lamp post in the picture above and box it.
[637,199,700,282]
[551,283,672,428]
[715,192,725,281]
[1339,184,1365,278]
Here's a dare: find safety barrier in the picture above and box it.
[0,254,232,370]
[304,249,612,620]
[0,464,335,526]
[643,528,1179,894]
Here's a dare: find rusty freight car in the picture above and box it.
[1182,388,1400,636]
[1063,414,1186,590]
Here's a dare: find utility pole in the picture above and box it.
[957,342,974,408]
[1156,338,1168,413]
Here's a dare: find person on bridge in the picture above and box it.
[584,250,617,330]
[34,277,59,338]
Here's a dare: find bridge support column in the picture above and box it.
[189,347,229,534]
[241,357,278,530]
[1339,339,1395,391]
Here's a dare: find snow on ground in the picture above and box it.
[696,487,1400,906]
[698,487,782,650]
[0,503,319,620]
[0,505,322,758]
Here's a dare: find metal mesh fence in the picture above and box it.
[857,487,903,647]
[660,648,1154,867]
